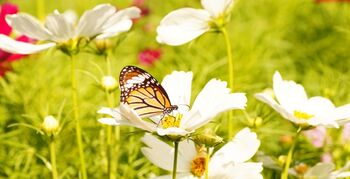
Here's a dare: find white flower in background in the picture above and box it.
[42,115,59,133]
[98,71,247,136]
[141,128,263,179]
[255,71,350,128]
[156,0,234,46]
[299,162,350,179]
[0,4,141,54]
[101,75,118,91]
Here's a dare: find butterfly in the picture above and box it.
[119,66,178,118]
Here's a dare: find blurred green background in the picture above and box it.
[1,0,350,178]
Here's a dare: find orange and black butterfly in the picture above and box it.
[119,66,178,118]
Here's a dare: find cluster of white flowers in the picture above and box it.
[0,4,140,54]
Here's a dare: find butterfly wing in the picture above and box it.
[119,66,173,118]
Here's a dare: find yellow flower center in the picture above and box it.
[190,156,206,177]
[294,111,314,120]
[160,114,182,129]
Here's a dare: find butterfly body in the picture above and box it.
[119,66,178,118]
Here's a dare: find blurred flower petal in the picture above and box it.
[156,8,211,46]
[161,71,192,109]
[273,71,308,113]
[96,6,141,39]
[76,4,116,37]
[44,10,74,41]
[184,79,247,131]
[211,128,260,164]
[0,34,55,54]
[141,134,192,172]
[6,13,52,40]
[201,0,233,17]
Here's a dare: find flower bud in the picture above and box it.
[278,155,287,166]
[192,129,223,147]
[95,39,112,54]
[294,163,308,175]
[42,115,59,133]
[279,135,293,146]
[101,76,118,91]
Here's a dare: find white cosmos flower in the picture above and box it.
[255,71,350,128]
[0,4,141,54]
[141,128,263,179]
[297,162,350,179]
[98,71,247,136]
[156,0,234,46]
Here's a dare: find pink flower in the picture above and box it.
[342,122,350,143]
[0,2,18,36]
[0,2,34,76]
[321,152,333,163]
[132,0,149,17]
[138,48,161,66]
[303,126,327,148]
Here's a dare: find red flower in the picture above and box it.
[0,2,35,76]
[133,0,149,17]
[138,48,161,66]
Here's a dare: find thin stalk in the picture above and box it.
[205,147,210,179]
[36,0,45,20]
[281,127,302,179]
[221,27,234,138]
[70,55,87,179]
[104,53,117,179]
[49,137,58,179]
[172,141,179,179]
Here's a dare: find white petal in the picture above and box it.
[98,107,136,126]
[98,117,135,126]
[152,173,195,179]
[119,104,157,132]
[98,107,121,118]
[161,71,193,109]
[44,10,74,41]
[303,97,338,127]
[96,7,141,39]
[201,0,234,17]
[178,139,197,166]
[141,134,192,172]
[156,8,210,46]
[333,104,350,123]
[76,4,116,38]
[6,13,52,40]
[254,93,297,123]
[334,171,350,178]
[273,71,308,113]
[62,9,77,25]
[305,163,334,179]
[213,162,263,179]
[156,127,191,136]
[182,79,247,131]
[211,128,260,164]
[0,34,55,54]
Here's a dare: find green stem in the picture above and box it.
[70,55,87,179]
[281,127,302,179]
[172,141,179,179]
[36,0,45,20]
[49,137,58,179]
[221,27,234,138]
[205,147,210,179]
[104,54,117,179]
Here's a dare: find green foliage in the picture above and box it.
[1,0,350,178]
